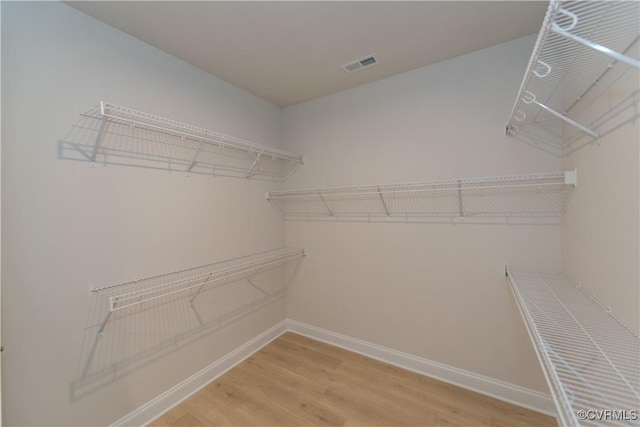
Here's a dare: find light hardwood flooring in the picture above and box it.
[151,332,557,426]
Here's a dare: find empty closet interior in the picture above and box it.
[1,1,638,426]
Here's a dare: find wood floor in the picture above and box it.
[151,332,557,426]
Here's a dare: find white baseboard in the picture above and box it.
[286,319,557,417]
[112,320,288,426]
[113,318,555,426]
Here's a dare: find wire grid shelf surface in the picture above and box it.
[506,267,640,427]
[74,102,303,181]
[267,171,576,223]
[506,0,640,153]
[92,247,306,312]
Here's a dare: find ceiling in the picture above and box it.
[68,1,547,107]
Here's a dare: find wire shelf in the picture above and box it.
[76,101,304,181]
[506,267,640,426]
[92,247,306,313]
[506,0,640,155]
[267,171,576,224]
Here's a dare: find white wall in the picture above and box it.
[1,2,285,425]
[7,2,635,424]
[0,3,3,424]
[561,40,639,332]
[282,35,561,392]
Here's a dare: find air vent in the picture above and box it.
[343,54,378,73]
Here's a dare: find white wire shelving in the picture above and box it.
[506,266,640,427]
[267,171,577,224]
[91,247,306,334]
[506,0,640,156]
[75,101,304,181]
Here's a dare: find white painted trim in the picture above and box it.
[286,319,557,418]
[112,318,556,426]
[111,320,288,427]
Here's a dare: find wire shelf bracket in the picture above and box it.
[267,171,577,224]
[79,101,304,181]
[506,266,640,426]
[89,117,108,165]
[505,0,640,151]
[91,247,306,336]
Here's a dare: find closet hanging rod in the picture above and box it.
[522,91,600,139]
[564,35,640,115]
[550,9,640,70]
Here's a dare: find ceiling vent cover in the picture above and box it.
[343,54,378,73]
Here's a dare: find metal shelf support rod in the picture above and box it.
[90,117,108,164]
[457,180,464,218]
[318,191,334,216]
[245,263,269,297]
[565,35,640,114]
[285,248,306,289]
[245,149,264,178]
[531,98,600,139]
[96,311,112,338]
[551,24,640,70]
[186,140,204,173]
[377,186,390,216]
[188,272,214,307]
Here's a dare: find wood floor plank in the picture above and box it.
[435,410,491,427]
[151,332,558,427]
[326,367,437,426]
[250,361,329,398]
[490,408,557,427]
[319,386,422,426]
[239,374,344,427]
[182,387,254,426]
[149,405,194,427]
[169,410,209,427]
[203,379,252,410]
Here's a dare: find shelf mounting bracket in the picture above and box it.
[457,180,464,219]
[245,150,264,178]
[246,266,268,296]
[89,117,108,165]
[564,169,578,186]
[96,311,112,338]
[188,273,214,307]
[377,186,390,216]
[318,191,334,216]
[185,140,204,173]
[286,256,305,290]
